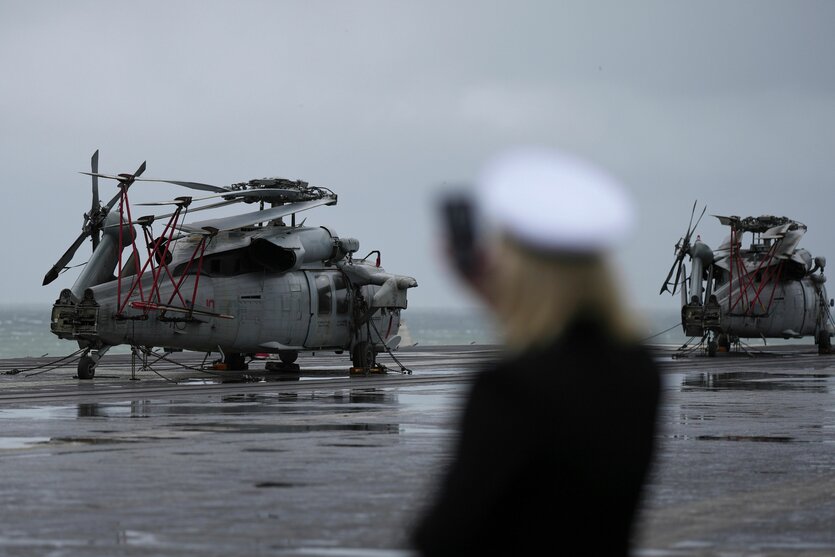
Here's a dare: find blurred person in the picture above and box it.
[411,146,662,556]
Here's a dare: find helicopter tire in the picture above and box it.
[224,353,248,371]
[707,340,718,357]
[818,332,831,355]
[717,334,731,351]
[278,350,298,364]
[352,341,375,369]
[77,355,96,380]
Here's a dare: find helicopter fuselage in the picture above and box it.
[51,219,415,374]
[683,272,826,339]
[52,267,399,355]
[671,215,833,352]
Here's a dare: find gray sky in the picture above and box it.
[2,1,834,312]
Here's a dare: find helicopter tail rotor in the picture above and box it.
[42,152,146,286]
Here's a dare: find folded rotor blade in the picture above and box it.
[90,150,101,250]
[178,196,336,234]
[137,188,323,207]
[156,199,240,217]
[80,171,228,194]
[43,230,88,285]
[94,161,147,212]
[661,202,704,295]
[103,189,123,212]
[136,193,230,206]
[660,250,684,295]
[102,199,245,230]
[133,178,229,193]
[671,257,684,296]
[660,261,677,294]
[81,160,145,185]
[133,160,147,179]
[90,150,99,212]
[693,205,706,232]
[80,171,127,181]
[713,215,738,227]
[80,163,146,184]
[685,200,697,237]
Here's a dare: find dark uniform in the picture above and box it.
[412,314,662,556]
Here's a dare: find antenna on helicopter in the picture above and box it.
[659,200,706,295]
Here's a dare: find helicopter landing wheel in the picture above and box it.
[717,334,731,352]
[817,331,831,355]
[351,341,375,370]
[278,350,298,365]
[707,338,718,357]
[224,353,248,371]
[78,355,96,380]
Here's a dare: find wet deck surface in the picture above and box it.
[0,344,834,556]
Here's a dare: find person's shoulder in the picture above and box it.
[562,317,657,363]
[474,319,659,392]
[477,341,570,397]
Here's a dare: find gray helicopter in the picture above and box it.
[659,202,833,355]
[44,151,417,378]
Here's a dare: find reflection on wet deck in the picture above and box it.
[0,345,832,556]
[681,371,833,392]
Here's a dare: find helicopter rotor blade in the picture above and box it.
[90,150,101,250]
[660,257,678,294]
[97,160,147,211]
[684,200,697,238]
[44,158,149,288]
[102,189,123,212]
[154,199,241,218]
[90,151,100,212]
[132,160,147,180]
[81,172,228,194]
[134,178,229,193]
[43,230,88,285]
[671,257,684,296]
[104,199,244,230]
[660,247,687,295]
[178,196,336,234]
[681,200,706,245]
[660,201,706,296]
[691,205,707,235]
[80,162,147,186]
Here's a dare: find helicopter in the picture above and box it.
[44,150,417,379]
[659,202,833,356]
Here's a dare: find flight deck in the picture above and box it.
[0,344,833,556]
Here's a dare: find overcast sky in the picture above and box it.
[2,1,834,314]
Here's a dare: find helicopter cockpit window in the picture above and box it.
[334,273,350,314]
[316,274,332,315]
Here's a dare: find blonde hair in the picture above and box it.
[487,235,639,351]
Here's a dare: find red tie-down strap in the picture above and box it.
[116,196,202,316]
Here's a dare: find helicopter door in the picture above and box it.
[304,271,351,349]
[233,275,265,352]
[274,272,306,346]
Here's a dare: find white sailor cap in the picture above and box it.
[477,146,635,254]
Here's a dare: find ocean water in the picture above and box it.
[0,304,75,359]
[0,303,693,359]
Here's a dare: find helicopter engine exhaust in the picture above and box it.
[250,239,297,272]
